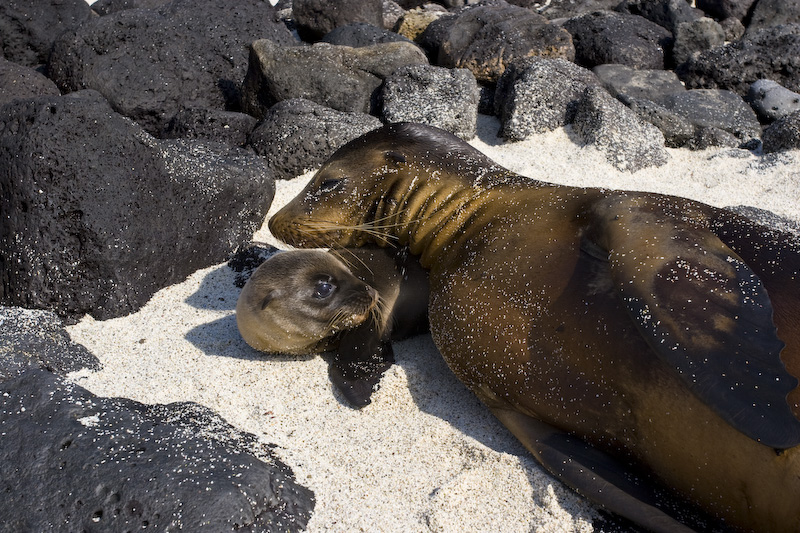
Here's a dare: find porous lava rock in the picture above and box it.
[762,110,800,153]
[294,0,383,41]
[745,0,800,35]
[694,0,756,21]
[91,0,171,16]
[0,367,314,532]
[321,22,413,47]
[162,108,259,148]
[241,39,427,118]
[614,0,699,34]
[677,24,800,96]
[248,98,381,180]
[572,86,669,172]
[0,91,274,321]
[563,10,674,70]
[0,57,60,107]
[618,95,695,148]
[382,64,479,139]
[47,0,295,134]
[0,0,93,67]
[672,17,726,67]
[495,57,601,140]
[433,1,575,83]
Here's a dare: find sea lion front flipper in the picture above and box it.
[490,408,696,533]
[329,323,395,409]
[591,197,800,448]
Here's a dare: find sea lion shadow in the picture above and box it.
[184,313,314,363]
[376,333,530,458]
[183,263,241,312]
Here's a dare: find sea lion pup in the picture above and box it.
[236,246,428,407]
[269,122,800,532]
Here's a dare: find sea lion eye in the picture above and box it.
[313,279,336,299]
[318,178,343,193]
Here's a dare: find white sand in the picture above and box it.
[66,115,800,532]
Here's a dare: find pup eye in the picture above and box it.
[313,280,336,299]
[318,178,343,193]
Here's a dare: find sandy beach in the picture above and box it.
[66,115,800,532]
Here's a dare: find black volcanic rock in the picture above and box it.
[572,85,669,172]
[162,108,259,148]
[677,24,800,96]
[248,98,381,180]
[322,22,413,47]
[0,91,274,321]
[746,79,800,123]
[695,0,756,21]
[47,0,295,134]
[0,0,93,67]
[0,57,60,107]
[382,64,479,139]
[615,0,699,34]
[434,2,575,84]
[0,367,314,532]
[746,0,800,35]
[563,10,674,70]
[294,0,383,41]
[762,110,800,152]
[660,89,761,141]
[495,57,601,140]
[241,39,427,118]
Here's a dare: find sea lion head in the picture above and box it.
[269,122,509,249]
[236,250,379,355]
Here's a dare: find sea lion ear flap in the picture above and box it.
[384,151,407,165]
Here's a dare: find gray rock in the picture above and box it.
[435,2,575,83]
[614,0,699,34]
[746,0,800,36]
[0,91,274,321]
[677,24,800,97]
[695,0,756,21]
[495,57,601,140]
[0,367,314,532]
[673,17,726,67]
[537,0,621,20]
[660,89,762,141]
[746,79,800,122]
[591,64,686,105]
[0,57,60,107]
[686,125,741,150]
[762,110,800,152]
[91,0,170,15]
[248,99,382,180]
[0,0,93,67]
[563,10,674,70]
[383,0,406,31]
[620,95,695,148]
[294,0,383,41]
[382,64,479,139]
[0,306,100,381]
[162,108,259,148]
[720,16,746,40]
[241,40,427,118]
[322,22,414,47]
[47,0,295,135]
[572,86,669,172]
[725,205,800,236]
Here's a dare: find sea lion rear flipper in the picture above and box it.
[490,408,697,533]
[591,197,800,448]
[329,324,395,409]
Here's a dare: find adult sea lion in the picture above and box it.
[269,122,800,532]
[236,246,428,407]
